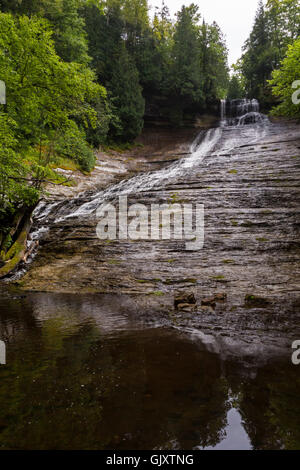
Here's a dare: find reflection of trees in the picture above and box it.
[0,313,108,449]
[0,296,229,449]
[226,361,300,450]
[96,332,229,450]
[1,293,299,450]
[0,295,38,345]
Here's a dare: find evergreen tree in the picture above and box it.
[109,46,145,141]
[239,0,299,107]
[227,75,245,100]
[240,0,273,103]
[170,4,203,124]
[135,2,173,96]
[44,0,90,64]
[200,21,229,107]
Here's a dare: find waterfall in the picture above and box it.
[55,127,223,220]
[7,98,272,280]
[251,99,259,113]
[221,98,267,126]
[220,99,226,125]
[237,111,268,127]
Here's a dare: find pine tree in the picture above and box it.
[227,75,244,100]
[109,46,145,141]
[240,0,272,102]
[200,21,229,107]
[239,0,299,108]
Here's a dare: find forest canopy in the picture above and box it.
[237,0,300,110]
[0,0,299,238]
[0,0,230,225]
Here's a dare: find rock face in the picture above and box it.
[175,292,197,311]
[0,215,32,278]
[13,118,300,347]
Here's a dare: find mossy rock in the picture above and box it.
[151,291,165,297]
[0,223,30,278]
[241,220,253,227]
[245,295,271,309]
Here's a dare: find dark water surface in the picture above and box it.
[0,288,299,450]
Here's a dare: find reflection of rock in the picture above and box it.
[174,293,196,311]
[16,121,300,346]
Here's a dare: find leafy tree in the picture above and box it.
[240,0,273,104]
[82,1,124,83]
[200,20,229,106]
[43,0,90,64]
[83,1,145,141]
[134,3,173,96]
[0,0,90,65]
[0,0,43,14]
[0,114,37,215]
[227,75,245,100]
[0,13,106,180]
[239,0,300,107]
[123,0,149,50]
[172,5,203,104]
[109,45,145,141]
[269,38,300,119]
[83,0,229,129]
[267,0,300,55]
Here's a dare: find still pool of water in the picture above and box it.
[0,289,299,450]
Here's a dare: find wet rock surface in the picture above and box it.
[9,119,300,353]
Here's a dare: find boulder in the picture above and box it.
[201,293,227,309]
[174,292,196,310]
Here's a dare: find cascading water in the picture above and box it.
[220,99,226,126]
[54,126,222,220]
[10,96,271,278]
[222,98,268,127]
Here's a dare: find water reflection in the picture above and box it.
[0,290,299,450]
[199,405,251,450]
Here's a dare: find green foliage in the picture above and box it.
[109,46,145,141]
[0,11,108,232]
[199,20,229,106]
[227,75,245,100]
[0,12,104,156]
[0,113,38,212]
[54,122,96,172]
[269,38,300,119]
[172,5,203,106]
[0,0,90,64]
[82,1,229,130]
[238,0,300,108]
[167,6,229,124]
[44,0,90,65]
[0,1,231,233]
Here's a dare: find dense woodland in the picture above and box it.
[232,0,300,110]
[0,0,299,264]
